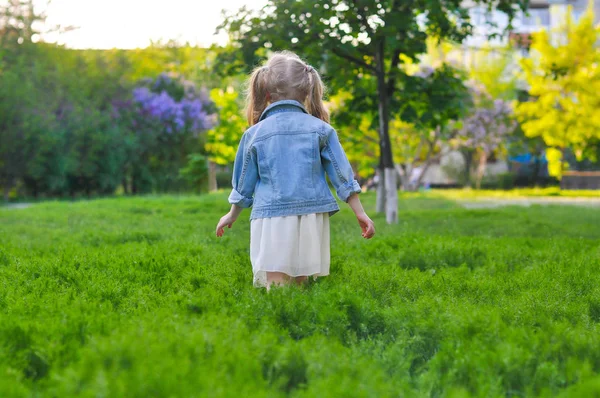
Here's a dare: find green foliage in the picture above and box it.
[179,154,209,193]
[468,49,519,101]
[206,88,247,166]
[0,41,215,198]
[330,63,472,180]
[1,193,600,396]
[218,0,528,175]
[328,92,379,177]
[217,0,527,82]
[400,64,472,136]
[125,42,214,88]
[516,5,600,178]
[0,2,220,199]
[0,35,133,198]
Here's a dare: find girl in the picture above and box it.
[216,51,375,289]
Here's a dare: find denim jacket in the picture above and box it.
[228,100,361,220]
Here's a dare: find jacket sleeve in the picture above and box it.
[320,126,361,202]
[228,132,258,208]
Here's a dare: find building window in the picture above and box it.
[522,7,551,27]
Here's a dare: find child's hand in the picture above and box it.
[216,212,237,237]
[356,212,375,239]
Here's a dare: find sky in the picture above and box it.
[35,0,267,49]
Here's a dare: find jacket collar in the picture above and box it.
[259,100,308,122]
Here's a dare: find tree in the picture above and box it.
[0,1,221,199]
[326,63,472,193]
[468,47,519,101]
[0,0,40,200]
[395,63,472,190]
[329,98,380,180]
[218,0,528,223]
[179,153,209,193]
[516,5,600,178]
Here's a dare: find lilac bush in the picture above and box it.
[457,98,516,153]
[132,81,213,135]
[111,73,216,193]
[457,82,518,188]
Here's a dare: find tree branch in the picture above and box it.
[331,47,376,72]
[362,134,379,144]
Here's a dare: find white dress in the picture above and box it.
[250,213,330,288]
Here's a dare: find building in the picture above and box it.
[463,0,600,53]
[444,0,599,72]
[418,1,600,187]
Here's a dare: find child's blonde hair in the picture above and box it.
[246,51,329,126]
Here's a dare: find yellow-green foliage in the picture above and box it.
[206,88,247,166]
[516,6,600,177]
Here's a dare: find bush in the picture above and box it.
[179,154,209,193]
[498,172,516,190]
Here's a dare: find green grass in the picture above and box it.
[421,187,600,200]
[1,193,600,397]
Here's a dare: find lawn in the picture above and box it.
[411,187,600,200]
[1,193,599,397]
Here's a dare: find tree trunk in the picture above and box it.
[462,149,473,187]
[3,181,11,202]
[414,160,434,191]
[560,147,566,179]
[208,161,218,192]
[384,168,398,224]
[395,164,409,192]
[375,41,398,224]
[375,167,386,213]
[475,151,488,190]
[532,155,540,187]
[132,175,138,195]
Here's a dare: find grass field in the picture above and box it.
[1,193,600,397]
[411,188,600,200]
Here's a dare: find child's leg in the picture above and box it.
[265,273,312,290]
[294,276,308,285]
[266,272,291,290]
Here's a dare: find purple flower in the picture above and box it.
[133,87,152,104]
[458,96,516,152]
[131,74,214,135]
[415,65,435,79]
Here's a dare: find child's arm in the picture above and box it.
[347,193,375,239]
[228,133,258,209]
[216,132,257,238]
[320,127,362,203]
[216,205,243,237]
[321,127,375,239]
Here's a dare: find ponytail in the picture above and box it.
[245,53,330,125]
[246,66,270,126]
[305,67,330,123]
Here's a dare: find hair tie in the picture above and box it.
[262,66,270,72]
[305,65,313,73]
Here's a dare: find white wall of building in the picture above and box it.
[463,0,599,49]
[418,151,510,186]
